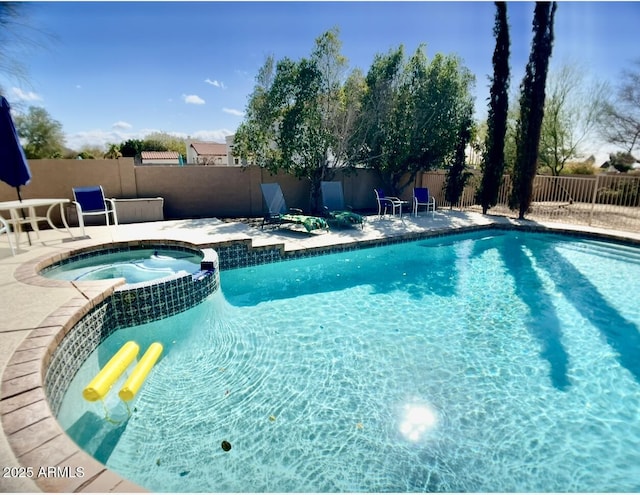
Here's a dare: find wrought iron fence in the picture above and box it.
[420,172,640,233]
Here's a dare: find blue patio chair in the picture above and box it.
[260,183,328,233]
[374,188,405,217]
[413,187,436,218]
[320,181,364,229]
[72,186,118,236]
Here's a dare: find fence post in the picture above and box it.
[588,174,601,226]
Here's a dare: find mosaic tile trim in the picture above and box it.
[214,242,283,270]
[44,256,220,416]
[110,269,218,328]
[39,243,202,276]
[213,224,640,273]
[213,226,491,271]
[44,301,116,416]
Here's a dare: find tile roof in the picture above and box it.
[190,142,227,156]
[141,151,180,160]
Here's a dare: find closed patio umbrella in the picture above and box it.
[0,95,33,244]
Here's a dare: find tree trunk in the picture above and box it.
[510,2,557,219]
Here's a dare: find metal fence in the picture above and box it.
[420,172,640,233]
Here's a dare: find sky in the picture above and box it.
[1,1,639,156]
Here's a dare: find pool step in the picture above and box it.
[558,239,640,264]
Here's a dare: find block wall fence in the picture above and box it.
[0,158,415,221]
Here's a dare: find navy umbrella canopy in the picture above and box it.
[0,95,32,196]
[1,95,33,244]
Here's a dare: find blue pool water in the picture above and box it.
[42,248,202,283]
[57,230,640,492]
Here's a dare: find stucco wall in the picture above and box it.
[0,158,402,221]
[0,158,134,202]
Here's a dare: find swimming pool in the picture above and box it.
[56,229,640,492]
[41,247,202,284]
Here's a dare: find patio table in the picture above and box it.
[0,198,74,249]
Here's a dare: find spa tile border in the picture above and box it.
[38,243,201,276]
[45,260,220,417]
[1,298,148,492]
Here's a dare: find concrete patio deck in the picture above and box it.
[1,210,639,492]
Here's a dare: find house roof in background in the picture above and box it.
[190,142,226,156]
[141,151,180,160]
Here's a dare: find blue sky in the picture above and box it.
[2,1,639,153]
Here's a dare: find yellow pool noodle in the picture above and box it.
[83,341,140,401]
[118,342,163,402]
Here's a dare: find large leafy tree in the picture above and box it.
[119,139,144,158]
[538,64,607,176]
[14,105,65,158]
[232,55,277,168]
[118,137,170,158]
[233,28,359,211]
[510,1,557,219]
[352,46,475,194]
[478,1,510,214]
[411,52,474,187]
[598,59,640,155]
[144,131,187,155]
[348,46,405,187]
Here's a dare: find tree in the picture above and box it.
[144,131,187,155]
[234,28,360,211]
[349,46,405,189]
[141,139,168,152]
[445,117,474,207]
[478,1,510,214]
[509,1,557,219]
[408,52,475,188]
[232,55,277,167]
[352,46,475,194]
[75,145,104,160]
[538,64,607,175]
[0,3,42,96]
[14,106,65,158]
[599,59,640,154]
[104,143,122,159]
[608,151,637,173]
[119,139,144,157]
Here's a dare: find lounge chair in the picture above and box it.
[72,185,118,236]
[374,188,406,217]
[413,187,436,218]
[320,181,364,229]
[260,183,328,233]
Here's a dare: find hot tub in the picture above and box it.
[40,247,203,284]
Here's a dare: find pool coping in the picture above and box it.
[2,217,640,492]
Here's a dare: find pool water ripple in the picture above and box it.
[56,230,640,492]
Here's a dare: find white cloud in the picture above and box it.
[205,78,226,89]
[10,87,42,102]
[183,94,205,105]
[112,121,132,130]
[65,129,137,150]
[65,127,235,150]
[223,107,244,117]
[75,85,82,89]
[191,129,235,142]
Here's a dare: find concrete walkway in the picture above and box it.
[1,210,638,492]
